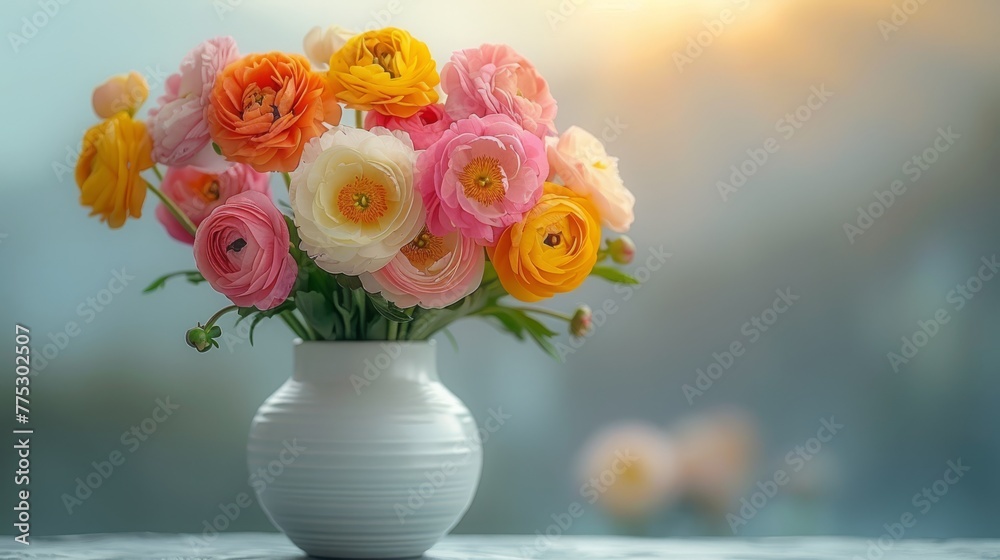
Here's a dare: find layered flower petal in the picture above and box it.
[155,163,271,244]
[193,191,296,310]
[360,226,484,309]
[328,27,439,118]
[365,103,452,151]
[442,43,557,138]
[487,182,601,302]
[289,126,425,275]
[75,112,154,229]
[417,114,548,245]
[148,37,240,173]
[547,126,635,232]
[206,52,342,173]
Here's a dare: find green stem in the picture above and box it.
[146,180,197,237]
[355,109,364,129]
[281,172,291,189]
[509,306,573,322]
[354,290,367,339]
[152,165,164,182]
[280,310,311,341]
[387,321,398,341]
[204,305,239,330]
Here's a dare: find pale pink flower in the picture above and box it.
[441,43,557,138]
[360,227,484,309]
[547,126,635,232]
[417,114,548,245]
[576,422,682,518]
[365,103,453,151]
[155,164,271,244]
[674,409,759,512]
[193,191,296,310]
[147,36,240,173]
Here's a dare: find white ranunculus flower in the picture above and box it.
[302,25,356,69]
[290,126,425,275]
[546,126,636,233]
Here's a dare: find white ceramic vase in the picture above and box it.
[247,340,483,559]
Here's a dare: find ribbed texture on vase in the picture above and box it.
[247,342,482,559]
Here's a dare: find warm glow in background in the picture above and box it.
[2,0,999,538]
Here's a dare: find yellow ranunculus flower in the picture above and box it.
[327,27,439,118]
[75,112,154,228]
[488,182,602,302]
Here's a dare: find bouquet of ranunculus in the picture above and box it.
[74,27,638,355]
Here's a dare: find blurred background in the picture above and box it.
[2,0,999,540]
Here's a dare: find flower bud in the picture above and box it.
[607,235,636,265]
[185,325,220,353]
[92,71,149,118]
[570,305,593,338]
[303,25,356,68]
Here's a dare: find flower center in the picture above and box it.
[226,237,247,253]
[458,156,506,206]
[337,175,389,224]
[592,159,609,170]
[190,175,220,202]
[241,84,281,122]
[400,227,447,271]
[543,232,562,247]
[372,42,398,78]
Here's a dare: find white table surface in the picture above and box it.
[2,533,999,559]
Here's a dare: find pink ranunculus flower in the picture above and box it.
[147,36,240,173]
[441,44,557,138]
[155,163,271,244]
[417,114,548,245]
[546,126,635,232]
[360,226,485,309]
[193,191,297,310]
[364,103,454,151]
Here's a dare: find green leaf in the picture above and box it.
[590,265,640,285]
[370,294,413,323]
[479,307,560,359]
[143,271,206,293]
[212,142,222,155]
[248,313,269,346]
[295,291,336,339]
[336,274,363,291]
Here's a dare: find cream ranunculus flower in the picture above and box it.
[303,25,355,69]
[546,126,636,233]
[290,126,425,275]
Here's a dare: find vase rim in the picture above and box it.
[292,338,437,347]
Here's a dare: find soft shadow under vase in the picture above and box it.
[247,340,483,559]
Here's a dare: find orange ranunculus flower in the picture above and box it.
[206,52,341,173]
[328,27,439,118]
[75,112,154,229]
[488,182,602,302]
